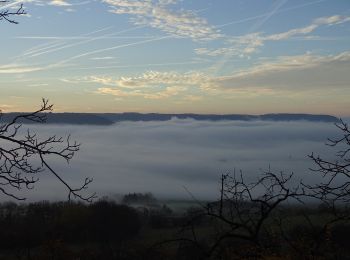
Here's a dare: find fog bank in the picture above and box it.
[4,119,342,201]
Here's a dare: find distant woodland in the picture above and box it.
[1,112,338,125]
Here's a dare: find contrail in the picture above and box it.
[24,26,146,58]
[20,26,114,57]
[14,26,115,66]
[74,60,209,70]
[52,35,173,67]
[212,0,288,75]
[215,0,328,28]
[249,0,289,32]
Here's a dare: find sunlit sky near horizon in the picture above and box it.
[1,0,350,115]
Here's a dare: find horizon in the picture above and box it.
[0,0,349,116]
[1,110,341,116]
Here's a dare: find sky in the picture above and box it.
[0,0,350,115]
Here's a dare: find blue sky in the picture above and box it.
[1,0,349,115]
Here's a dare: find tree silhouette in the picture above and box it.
[307,119,350,204]
[0,99,95,201]
[0,1,25,24]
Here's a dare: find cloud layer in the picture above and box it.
[10,120,341,201]
[83,51,350,99]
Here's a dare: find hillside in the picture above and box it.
[0,112,339,125]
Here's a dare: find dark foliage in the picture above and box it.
[0,200,141,259]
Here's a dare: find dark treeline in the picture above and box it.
[0,199,141,259]
[1,196,350,260]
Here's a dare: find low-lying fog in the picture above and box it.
[3,119,346,202]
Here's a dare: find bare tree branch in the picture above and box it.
[0,99,96,202]
[0,1,25,24]
[306,119,350,203]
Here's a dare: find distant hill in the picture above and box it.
[100,113,339,123]
[1,113,114,125]
[0,112,339,125]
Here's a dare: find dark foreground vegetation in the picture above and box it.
[1,195,350,260]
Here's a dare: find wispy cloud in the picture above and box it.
[196,15,350,57]
[90,56,115,60]
[47,0,90,7]
[49,0,72,6]
[195,32,264,57]
[0,64,43,74]
[265,15,350,41]
[98,85,187,99]
[82,51,350,99]
[81,71,205,99]
[91,71,205,89]
[102,0,221,41]
[215,0,329,28]
[204,51,350,92]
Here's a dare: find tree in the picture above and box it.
[308,119,350,204]
[0,99,95,201]
[183,170,305,258]
[0,0,25,24]
[165,120,350,259]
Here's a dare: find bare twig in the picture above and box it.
[0,1,26,24]
[0,99,95,201]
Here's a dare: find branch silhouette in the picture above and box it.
[0,1,25,24]
[0,99,96,201]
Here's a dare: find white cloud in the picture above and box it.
[86,71,205,99]
[68,51,350,99]
[32,0,90,7]
[196,15,350,57]
[102,0,221,41]
[314,15,350,25]
[49,0,71,6]
[0,64,43,74]
[265,15,350,41]
[90,71,206,89]
[97,85,187,99]
[90,56,115,60]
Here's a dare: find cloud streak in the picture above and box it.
[102,0,221,41]
[83,51,350,99]
[206,51,350,91]
[0,64,43,74]
[196,15,350,57]
[90,71,204,99]
[49,0,72,6]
